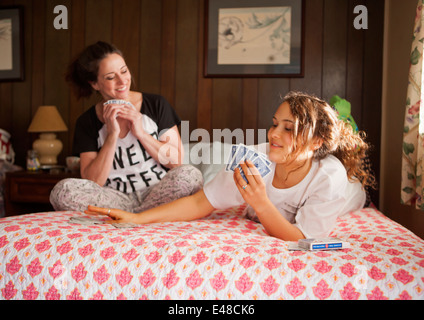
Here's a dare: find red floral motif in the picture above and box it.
[44,285,61,300]
[340,263,357,277]
[14,237,30,251]
[366,287,388,300]
[47,230,61,237]
[221,246,235,252]
[93,265,110,285]
[57,241,73,255]
[0,235,8,248]
[139,269,156,288]
[312,280,333,300]
[260,276,279,296]
[264,257,282,270]
[100,246,117,260]
[67,288,83,300]
[210,271,229,292]
[88,234,103,240]
[71,263,87,282]
[168,250,185,265]
[186,270,204,290]
[215,254,232,266]
[339,282,360,300]
[397,290,412,300]
[386,248,402,256]
[35,240,51,253]
[153,240,167,248]
[48,261,65,279]
[22,283,39,300]
[162,269,180,289]
[4,225,20,232]
[175,241,190,247]
[131,238,145,247]
[313,260,332,274]
[243,246,259,254]
[1,281,17,300]
[6,256,22,275]
[235,273,254,294]
[26,227,42,235]
[27,258,43,278]
[390,257,409,266]
[394,269,414,285]
[123,248,139,262]
[285,277,305,299]
[239,256,256,269]
[78,244,95,258]
[109,236,124,243]
[90,290,104,300]
[116,267,133,287]
[368,266,386,281]
[145,251,161,264]
[364,254,382,263]
[288,259,306,272]
[192,251,208,265]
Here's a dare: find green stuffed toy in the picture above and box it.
[329,95,359,133]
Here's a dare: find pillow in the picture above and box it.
[183,141,232,183]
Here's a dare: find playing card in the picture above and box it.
[69,216,109,225]
[226,144,272,182]
[250,155,271,178]
[112,222,141,229]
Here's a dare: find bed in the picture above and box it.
[1,143,424,300]
[1,204,424,300]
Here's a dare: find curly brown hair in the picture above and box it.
[282,91,376,190]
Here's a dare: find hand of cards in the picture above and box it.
[225,144,272,183]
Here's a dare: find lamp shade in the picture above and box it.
[28,106,68,133]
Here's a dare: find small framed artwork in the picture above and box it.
[204,0,304,78]
[0,6,24,81]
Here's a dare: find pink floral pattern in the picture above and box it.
[402,0,424,209]
[0,206,424,300]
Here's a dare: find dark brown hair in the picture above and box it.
[65,41,123,99]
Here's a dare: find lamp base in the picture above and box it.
[33,133,63,165]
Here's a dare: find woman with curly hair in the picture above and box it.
[86,91,375,241]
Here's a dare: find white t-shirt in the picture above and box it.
[203,145,366,238]
[73,93,180,194]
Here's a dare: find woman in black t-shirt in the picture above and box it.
[50,41,202,213]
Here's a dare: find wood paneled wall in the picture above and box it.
[0,0,384,201]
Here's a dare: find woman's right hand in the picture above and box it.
[102,103,122,137]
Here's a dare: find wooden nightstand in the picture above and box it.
[4,170,80,216]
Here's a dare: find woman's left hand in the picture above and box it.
[233,160,272,212]
[116,104,146,138]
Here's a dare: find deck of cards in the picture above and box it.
[225,144,272,183]
[288,237,351,251]
[103,99,135,109]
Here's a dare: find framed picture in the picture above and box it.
[204,0,304,78]
[0,6,24,81]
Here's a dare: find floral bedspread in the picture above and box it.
[0,206,423,300]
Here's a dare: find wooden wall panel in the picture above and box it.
[0,0,384,203]
[139,0,162,94]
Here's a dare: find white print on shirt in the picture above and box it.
[99,116,168,194]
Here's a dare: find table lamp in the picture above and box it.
[28,105,68,165]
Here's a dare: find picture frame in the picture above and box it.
[204,0,304,78]
[0,6,24,82]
